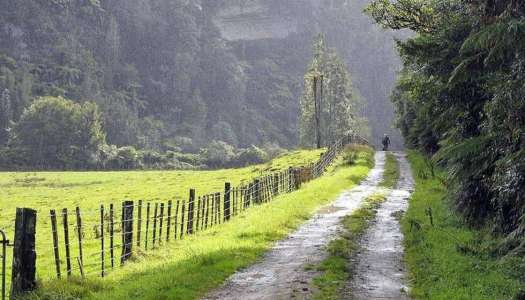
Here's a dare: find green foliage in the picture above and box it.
[200,140,237,168]
[0,88,12,145]
[10,96,105,169]
[235,145,268,167]
[300,35,368,147]
[367,0,525,248]
[403,151,524,299]
[380,153,400,188]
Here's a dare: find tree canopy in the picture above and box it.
[366,0,525,250]
[11,96,105,169]
[300,35,368,147]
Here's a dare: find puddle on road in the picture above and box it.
[317,205,345,214]
[204,152,387,300]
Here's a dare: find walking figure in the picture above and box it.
[382,134,390,151]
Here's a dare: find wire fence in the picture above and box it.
[0,134,369,296]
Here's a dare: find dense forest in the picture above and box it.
[0,0,401,169]
[367,0,525,252]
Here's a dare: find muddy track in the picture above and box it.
[203,152,387,300]
[348,152,414,299]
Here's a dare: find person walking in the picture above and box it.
[382,134,391,151]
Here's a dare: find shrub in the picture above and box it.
[235,145,268,167]
[116,146,139,169]
[262,142,287,159]
[167,151,202,166]
[201,140,235,168]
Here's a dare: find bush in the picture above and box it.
[201,140,235,168]
[116,146,139,169]
[167,151,202,166]
[262,142,287,160]
[172,136,197,153]
[140,150,166,167]
[10,96,106,169]
[343,151,358,165]
[235,145,268,167]
[0,147,30,170]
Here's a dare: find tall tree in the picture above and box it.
[0,88,11,145]
[300,35,368,147]
[11,96,106,169]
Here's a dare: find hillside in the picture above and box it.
[0,0,401,151]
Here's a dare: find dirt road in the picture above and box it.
[349,152,414,299]
[204,152,387,300]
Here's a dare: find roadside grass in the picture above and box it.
[403,151,525,300]
[380,153,400,188]
[22,146,374,299]
[0,148,325,285]
[312,152,399,299]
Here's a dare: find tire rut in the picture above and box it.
[203,152,387,300]
[348,151,414,299]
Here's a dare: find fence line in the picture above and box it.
[0,134,369,297]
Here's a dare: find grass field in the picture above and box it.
[403,151,525,299]
[0,148,324,227]
[0,148,326,295]
[13,146,374,299]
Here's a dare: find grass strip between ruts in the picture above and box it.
[311,152,399,299]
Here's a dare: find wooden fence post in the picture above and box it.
[61,208,71,277]
[121,200,134,264]
[75,207,83,268]
[49,209,60,279]
[174,200,180,240]
[137,200,143,247]
[109,204,114,268]
[180,201,185,239]
[152,203,158,246]
[100,205,105,277]
[224,183,231,222]
[166,200,172,242]
[158,203,164,245]
[196,197,201,231]
[145,202,150,250]
[273,173,279,195]
[288,167,294,191]
[211,195,216,225]
[247,183,253,206]
[187,190,195,235]
[204,196,210,229]
[215,194,220,224]
[294,168,301,190]
[254,179,260,204]
[232,188,237,216]
[10,208,37,298]
[201,197,206,229]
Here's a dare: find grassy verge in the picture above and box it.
[312,152,399,299]
[24,146,374,300]
[403,151,525,299]
[380,153,400,188]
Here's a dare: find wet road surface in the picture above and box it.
[204,152,387,300]
[349,152,414,299]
